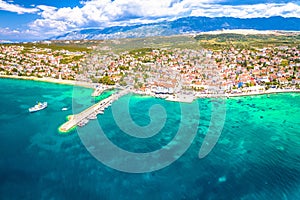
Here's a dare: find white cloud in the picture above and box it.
[39,6,86,26]
[0,27,40,36]
[2,0,300,40]
[77,0,218,20]
[29,0,300,37]
[0,27,41,41]
[31,19,71,32]
[29,0,224,35]
[0,0,39,14]
[0,27,19,34]
[36,5,56,12]
[190,2,300,18]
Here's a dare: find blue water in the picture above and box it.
[0,78,300,199]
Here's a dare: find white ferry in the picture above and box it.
[29,102,48,113]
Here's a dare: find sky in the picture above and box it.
[0,0,300,41]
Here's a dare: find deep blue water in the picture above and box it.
[0,78,300,199]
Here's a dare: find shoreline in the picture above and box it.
[1,75,299,101]
[226,89,300,98]
[0,75,94,89]
[128,88,300,103]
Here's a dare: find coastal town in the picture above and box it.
[2,0,300,198]
[0,43,86,80]
[1,35,300,101]
[0,34,300,99]
[81,44,300,98]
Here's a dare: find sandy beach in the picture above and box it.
[0,75,94,89]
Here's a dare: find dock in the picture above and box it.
[59,89,130,133]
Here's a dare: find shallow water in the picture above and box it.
[0,78,299,199]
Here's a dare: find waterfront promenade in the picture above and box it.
[59,89,130,133]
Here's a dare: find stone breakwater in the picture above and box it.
[59,89,130,133]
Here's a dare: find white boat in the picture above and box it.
[29,102,47,113]
[61,107,68,111]
[88,114,97,120]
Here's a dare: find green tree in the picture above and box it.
[98,76,115,85]
[281,59,288,67]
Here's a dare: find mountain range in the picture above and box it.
[51,16,300,40]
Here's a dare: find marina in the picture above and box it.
[59,89,130,132]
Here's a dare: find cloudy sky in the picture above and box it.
[0,0,300,41]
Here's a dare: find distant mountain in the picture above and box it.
[51,16,300,40]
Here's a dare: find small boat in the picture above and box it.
[89,115,97,120]
[78,121,84,127]
[29,102,47,113]
[62,107,68,111]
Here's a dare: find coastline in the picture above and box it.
[1,75,299,101]
[0,75,94,89]
[225,88,300,98]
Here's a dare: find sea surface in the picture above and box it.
[0,78,300,200]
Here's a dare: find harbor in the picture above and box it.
[59,89,130,133]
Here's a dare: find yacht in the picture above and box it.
[29,102,47,113]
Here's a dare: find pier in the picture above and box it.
[59,89,130,133]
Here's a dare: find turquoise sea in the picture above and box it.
[0,78,300,199]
